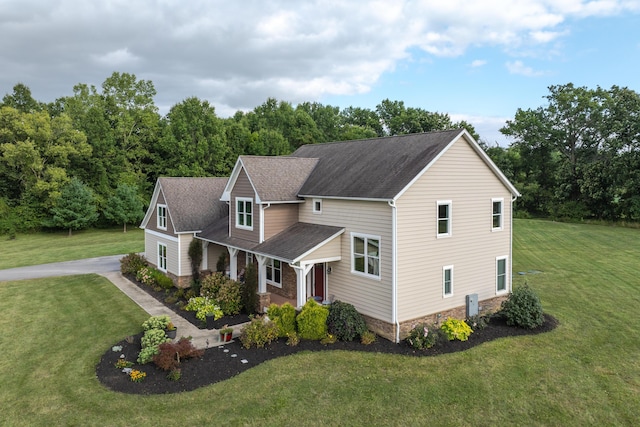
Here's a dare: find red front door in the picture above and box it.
[313,263,325,301]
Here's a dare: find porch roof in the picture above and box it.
[198,220,344,264]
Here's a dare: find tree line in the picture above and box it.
[0,72,476,235]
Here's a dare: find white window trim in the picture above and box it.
[312,198,322,214]
[436,200,452,238]
[496,255,508,294]
[266,258,282,288]
[350,232,381,280]
[157,242,167,272]
[492,198,504,231]
[443,265,454,298]
[157,204,167,231]
[235,197,253,231]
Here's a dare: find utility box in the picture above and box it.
[466,293,478,317]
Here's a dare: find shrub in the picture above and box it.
[167,369,181,381]
[153,338,204,371]
[440,318,473,341]
[320,333,337,345]
[152,270,174,289]
[120,253,147,275]
[406,323,441,349]
[137,346,160,364]
[327,300,367,341]
[136,266,156,286]
[286,331,300,346]
[466,314,489,331]
[216,252,228,273]
[184,296,223,322]
[114,359,134,369]
[138,328,171,364]
[142,315,171,331]
[296,299,329,340]
[240,315,279,349]
[188,238,203,282]
[500,284,545,329]
[242,263,259,314]
[217,279,243,315]
[200,272,227,299]
[361,330,376,345]
[267,303,297,337]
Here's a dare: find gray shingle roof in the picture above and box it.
[239,156,319,202]
[159,177,228,232]
[198,221,344,263]
[291,129,462,199]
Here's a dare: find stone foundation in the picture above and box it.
[362,295,508,343]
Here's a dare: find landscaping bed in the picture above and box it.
[96,313,558,395]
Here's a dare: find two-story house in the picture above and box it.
[140,129,520,342]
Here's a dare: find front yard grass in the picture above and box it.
[0,219,639,425]
[0,227,144,270]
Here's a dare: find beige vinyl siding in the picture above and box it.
[230,169,260,242]
[178,234,194,277]
[205,243,226,272]
[395,136,513,321]
[299,198,393,322]
[298,236,342,264]
[145,230,179,276]
[264,204,299,240]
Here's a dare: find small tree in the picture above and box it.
[242,263,259,314]
[103,183,144,232]
[50,178,98,236]
[188,238,203,283]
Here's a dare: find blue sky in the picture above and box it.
[1,1,639,146]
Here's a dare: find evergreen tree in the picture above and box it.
[103,183,144,232]
[50,178,98,236]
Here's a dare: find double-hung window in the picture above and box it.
[496,256,508,293]
[158,242,167,272]
[236,197,253,230]
[266,258,282,287]
[492,198,503,231]
[443,265,453,297]
[157,204,167,230]
[437,200,452,237]
[352,233,380,279]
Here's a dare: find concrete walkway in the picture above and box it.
[101,271,240,349]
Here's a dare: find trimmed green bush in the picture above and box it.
[138,329,170,364]
[141,315,171,331]
[267,302,297,337]
[500,284,545,329]
[200,272,227,299]
[440,318,473,341]
[217,279,243,315]
[327,300,367,341]
[184,296,223,322]
[296,299,329,340]
[240,316,279,349]
[153,270,174,289]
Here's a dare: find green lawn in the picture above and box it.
[0,219,639,426]
[0,228,144,269]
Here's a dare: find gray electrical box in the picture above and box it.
[466,293,478,317]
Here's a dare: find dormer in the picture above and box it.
[221,156,318,243]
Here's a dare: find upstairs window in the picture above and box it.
[157,205,167,230]
[437,201,452,237]
[266,258,282,287]
[352,233,380,279]
[313,198,322,214]
[492,198,503,231]
[236,197,253,230]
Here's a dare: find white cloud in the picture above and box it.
[470,59,488,68]
[91,48,139,67]
[506,60,545,77]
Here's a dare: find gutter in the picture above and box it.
[510,194,518,293]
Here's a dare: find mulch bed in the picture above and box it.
[96,313,558,395]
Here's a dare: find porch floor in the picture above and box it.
[269,293,297,307]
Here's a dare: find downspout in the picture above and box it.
[510,194,517,293]
[388,200,399,343]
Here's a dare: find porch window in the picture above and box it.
[158,242,167,272]
[443,265,453,297]
[236,197,253,230]
[496,256,508,293]
[266,258,282,287]
[437,200,452,237]
[352,233,380,279]
[157,204,167,230]
[492,198,503,231]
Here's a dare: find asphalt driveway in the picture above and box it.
[0,255,124,281]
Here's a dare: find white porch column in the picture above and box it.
[255,254,268,294]
[227,247,238,280]
[291,263,314,308]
